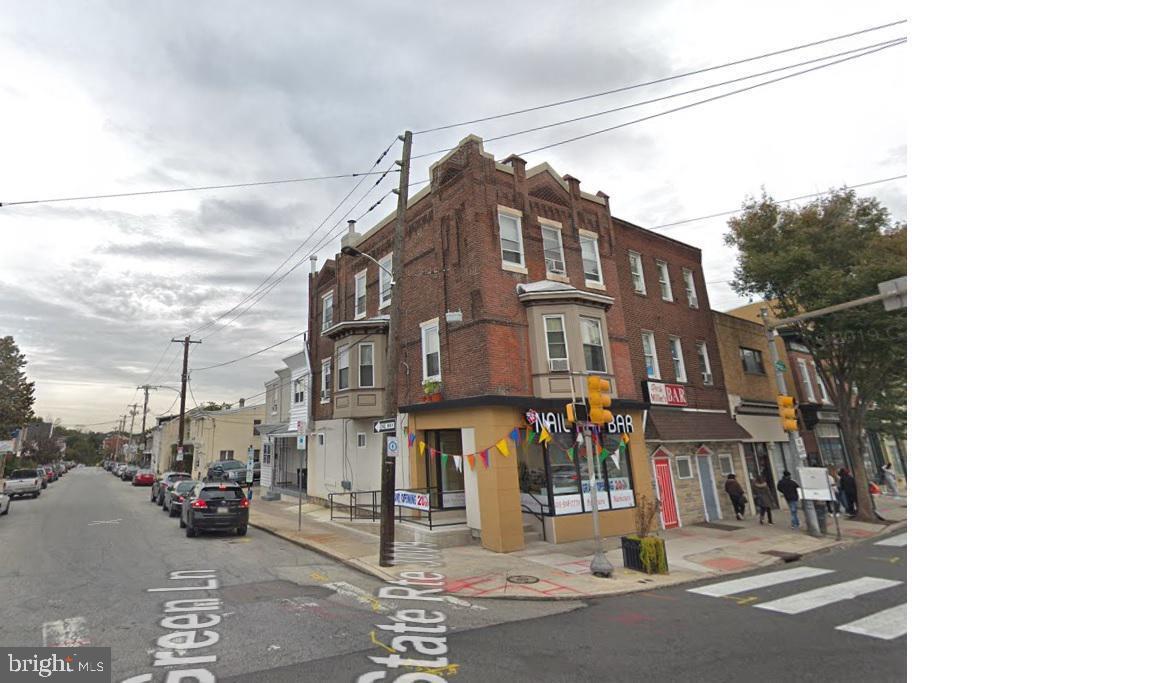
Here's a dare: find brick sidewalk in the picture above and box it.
[247,492,906,601]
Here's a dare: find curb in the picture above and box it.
[247,517,396,582]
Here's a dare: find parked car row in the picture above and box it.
[135,465,251,537]
[1,460,73,518]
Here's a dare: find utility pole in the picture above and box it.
[127,403,139,462]
[378,130,413,567]
[171,336,202,474]
[138,386,151,467]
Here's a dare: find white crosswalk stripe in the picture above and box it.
[836,603,907,640]
[874,533,907,547]
[686,566,834,597]
[754,577,902,614]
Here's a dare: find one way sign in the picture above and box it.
[373,419,396,433]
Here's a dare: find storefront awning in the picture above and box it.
[645,409,751,443]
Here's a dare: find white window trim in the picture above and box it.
[718,453,735,476]
[543,314,569,371]
[379,252,394,309]
[320,358,332,403]
[540,219,567,279]
[813,363,832,404]
[498,206,527,273]
[642,331,661,379]
[697,341,713,385]
[669,336,687,383]
[657,260,673,302]
[354,269,367,320]
[337,345,350,391]
[675,455,693,479]
[580,315,608,373]
[321,290,334,331]
[629,251,646,294]
[798,361,816,402]
[683,268,699,309]
[579,229,605,290]
[357,433,367,449]
[420,318,442,382]
[358,342,375,388]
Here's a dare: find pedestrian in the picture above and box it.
[776,471,801,528]
[882,462,900,498]
[826,466,841,516]
[724,473,746,520]
[751,475,774,525]
[838,467,858,517]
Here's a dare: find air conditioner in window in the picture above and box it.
[546,259,566,275]
[549,358,570,372]
[702,372,713,385]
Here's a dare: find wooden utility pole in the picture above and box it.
[138,386,151,468]
[380,130,413,567]
[171,336,202,473]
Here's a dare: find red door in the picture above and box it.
[653,457,680,529]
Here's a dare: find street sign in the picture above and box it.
[774,360,786,372]
[878,276,907,311]
[798,466,833,501]
[373,419,396,433]
[793,437,807,459]
[386,436,399,458]
[296,435,306,449]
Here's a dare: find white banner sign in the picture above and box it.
[798,466,833,501]
[394,489,430,511]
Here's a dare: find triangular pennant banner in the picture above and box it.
[453,455,463,472]
[610,449,621,470]
[509,428,520,445]
[408,433,416,447]
[621,433,630,444]
[441,453,449,465]
[418,441,426,457]
[527,429,537,444]
[495,439,509,457]
[599,447,610,463]
[467,454,476,470]
[539,427,552,444]
[481,450,490,468]
[565,447,575,462]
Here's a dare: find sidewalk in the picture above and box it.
[247,492,906,601]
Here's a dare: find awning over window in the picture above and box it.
[645,408,751,443]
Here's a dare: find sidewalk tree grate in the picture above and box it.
[506,575,540,584]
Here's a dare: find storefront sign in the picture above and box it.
[535,410,635,435]
[394,489,430,511]
[441,491,465,508]
[554,494,584,516]
[646,381,687,407]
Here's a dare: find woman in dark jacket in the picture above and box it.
[724,473,746,520]
[751,475,773,525]
[838,467,858,517]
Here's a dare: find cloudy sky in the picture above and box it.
[0,0,906,428]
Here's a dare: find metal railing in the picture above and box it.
[520,490,549,540]
[328,487,467,530]
[329,490,382,521]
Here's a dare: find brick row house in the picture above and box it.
[305,135,754,553]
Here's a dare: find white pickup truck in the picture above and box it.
[3,468,42,499]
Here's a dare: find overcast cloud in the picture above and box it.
[0,0,907,427]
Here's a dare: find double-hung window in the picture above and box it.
[293,378,304,404]
[321,359,332,402]
[499,209,525,269]
[421,319,441,381]
[798,361,817,402]
[580,316,606,373]
[321,291,334,330]
[543,315,569,372]
[741,347,765,374]
[683,268,699,308]
[354,270,367,319]
[669,336,687,382]
[337,346,350,390]
[696,341,713,385]
[641,331,660,379]
[358,342,374,388]
[629,252,646,294]
[656,261,673,301]
[540,222,566,277]
[580,231,603,286]
[815,366,831,404]
[379,252,393,309]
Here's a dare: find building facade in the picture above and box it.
[182,404,264,480]
[258,352,310,495]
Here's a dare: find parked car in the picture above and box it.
[152,472,191,504]
[35,466,50,488]
[180,481,250,536]
[120,465,139,481]
[133,469,156,487]
[114,464,127,476]
[3,469,42,499]
[164,480,198,517]
[0,491,10,515]
[54,463,66,477]
[204,459,254,486]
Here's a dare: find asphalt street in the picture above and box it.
[0,466,573,681]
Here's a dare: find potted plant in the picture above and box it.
[422,380,443,402]
[621,495,668,574]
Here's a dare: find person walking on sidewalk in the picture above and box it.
[751,475,774,525]
[776,471,801,528]
[882,462,901,497]
[724,473,746,520]
[826,466,841,516]
[838,467,858,517]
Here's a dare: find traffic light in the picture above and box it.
[565,402,577,424]
[586,376,613,426]
[778,395,799,431]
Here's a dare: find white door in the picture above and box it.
[696,454,721,521]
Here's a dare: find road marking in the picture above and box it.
[755,577,903,614]
[836,603,908,640]
[874,533,907,547]
[42,617,90,647]
[87,519,122,526]
[687,566,835,597]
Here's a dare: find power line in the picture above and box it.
[189,332,305,372]
[412,37,904,161]
[412,19,907,136]
[519,39,906,157]
[0,170,392,208]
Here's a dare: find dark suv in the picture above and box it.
[180,482,250,537]
[204,459,256,487]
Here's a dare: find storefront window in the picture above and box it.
[424,430,465,508]
[526,428,635,516]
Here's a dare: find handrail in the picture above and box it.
[520,489,548,541]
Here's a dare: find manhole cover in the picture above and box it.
[506,575,540,584]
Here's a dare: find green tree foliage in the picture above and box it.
[725,188,906,522]
[0,336,36,433]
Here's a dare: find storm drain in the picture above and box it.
[762,550,802,563]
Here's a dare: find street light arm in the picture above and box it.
[341,247,393,281]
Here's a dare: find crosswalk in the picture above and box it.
[684,534,907,640]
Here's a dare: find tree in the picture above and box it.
[199,402,232,412]
[0,336,36,433]
[725,188,906,523]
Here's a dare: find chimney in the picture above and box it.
[347,219,357,235]
[238,398,245,408]
[309,254,317,275]
[501,154,527,180]
[563,174,581,197]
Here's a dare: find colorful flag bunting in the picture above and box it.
[527,429,537,444]
[539,427,552,444]
[467,454,476,470]
[481,450,490,468]
[509,428,520,444]
[495,439,509,457]
[408,433,416,447]
[610,449,621,470]
[565,447,575,462]
[453,455,463,472]
[418,441,426,457]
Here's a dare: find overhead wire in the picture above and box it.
[190,332,305,372]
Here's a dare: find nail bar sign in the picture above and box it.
[645,381,687,407]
